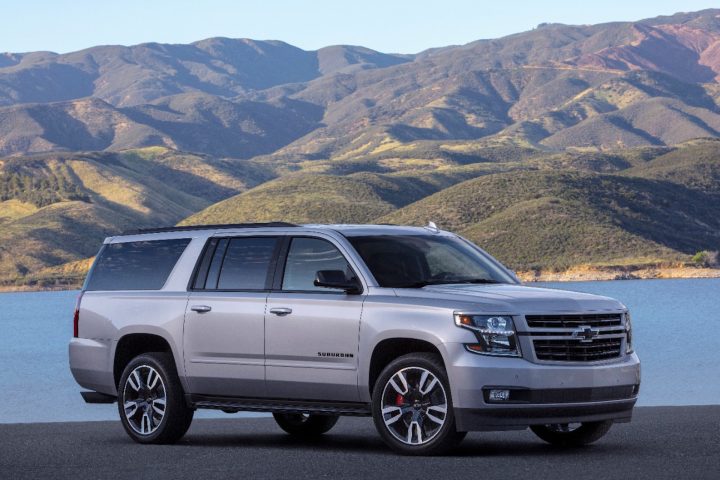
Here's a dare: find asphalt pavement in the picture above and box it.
[1,406,718,479]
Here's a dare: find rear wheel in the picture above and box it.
[117,352,194,444]
[530,421,613,446]
[272,413,339,436]
[372,353,466,455]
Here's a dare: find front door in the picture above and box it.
[183,236,280,397]
[265,236,365,402]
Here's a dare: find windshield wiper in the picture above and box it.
[452,278,501,284]
[393,278,501,288]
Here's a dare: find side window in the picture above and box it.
[282,237,353,292]
[195,237,278,290]
[86,239,191,291]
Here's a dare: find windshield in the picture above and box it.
[347,234,516,288]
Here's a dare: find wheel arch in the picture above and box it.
[366,336,447,399]
[113,332,177,389]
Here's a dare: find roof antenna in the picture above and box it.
[425,221,439,233]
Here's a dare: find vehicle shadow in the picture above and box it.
[152,431,630,458]
[177,432,390,453]
[103,416,638,457]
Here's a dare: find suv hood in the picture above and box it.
[393,283,624,313]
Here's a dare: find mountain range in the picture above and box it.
[2,9,720,287]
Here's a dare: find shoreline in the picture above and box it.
[516,265,720,283]
[0,284,83,293]
[1,266,719,293]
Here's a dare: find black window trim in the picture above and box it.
[188,235,282,293]
[210,238,231,290]
[273,235,364,295]
[270,236,291,291]
[190,238,218,290]
[187,237,217,291]
[82,244,106,291]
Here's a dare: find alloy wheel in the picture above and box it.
[380,367,448,445]
[122,365,167,435]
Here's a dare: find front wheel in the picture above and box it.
[117,352,194,444]
[272,413,339,436]
[372,353,466,455]
[530,421,613,446]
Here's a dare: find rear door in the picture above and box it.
[265,235,365,401]
[183,235,281,397]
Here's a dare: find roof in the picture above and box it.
[313,224,443,236]
[120,223,443,237]
[122,222,297,235]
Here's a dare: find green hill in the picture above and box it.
[379,170,720,270]
[181,172,445,225]
[181,139,720,273]
[620,139,720,195]
[3,140,720,288]
[0,148,272,287]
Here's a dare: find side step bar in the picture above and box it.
[187,394,371,416]
[81,391,117,404]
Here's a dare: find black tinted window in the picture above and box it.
[348,235,514,288]
[86,239,190,291]
[282,238,353,292]
[215,237,277,290]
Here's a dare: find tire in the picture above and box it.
[372,353,466,455]
[530,421,613,447]
[117,352,194,444]
[272,413,339,436]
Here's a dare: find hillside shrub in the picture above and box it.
[691,250,719,267]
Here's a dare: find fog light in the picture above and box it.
[489,389,510,402]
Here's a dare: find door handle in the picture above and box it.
[190,305,212,313]
[269,307,292,316]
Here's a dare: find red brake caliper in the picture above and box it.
[396,393,404,405]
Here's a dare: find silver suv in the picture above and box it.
[69,223,640,455]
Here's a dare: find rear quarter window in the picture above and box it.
[85,239,191,291]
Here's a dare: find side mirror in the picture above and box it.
[314,270,362,294]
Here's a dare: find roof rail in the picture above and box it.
[122,222,298,235]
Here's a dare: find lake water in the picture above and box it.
[1,278,718,423]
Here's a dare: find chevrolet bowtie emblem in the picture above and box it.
[572,325,600,342]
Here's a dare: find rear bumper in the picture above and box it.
[69,338,116,395]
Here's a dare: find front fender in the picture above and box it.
[358,298,476,402]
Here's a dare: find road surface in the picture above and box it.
[1,406,718,479]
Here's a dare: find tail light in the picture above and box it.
[73,292,84,338]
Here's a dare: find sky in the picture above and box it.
[1,0,719,54]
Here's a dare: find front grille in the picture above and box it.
[526,313,622,328]
[533,338,623,362]
[524,313,627,362]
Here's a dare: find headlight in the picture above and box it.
[625,311,634,354]
[454,314,521,357]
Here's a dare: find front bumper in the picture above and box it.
[444,343,641,431]
[455,398,636,431]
